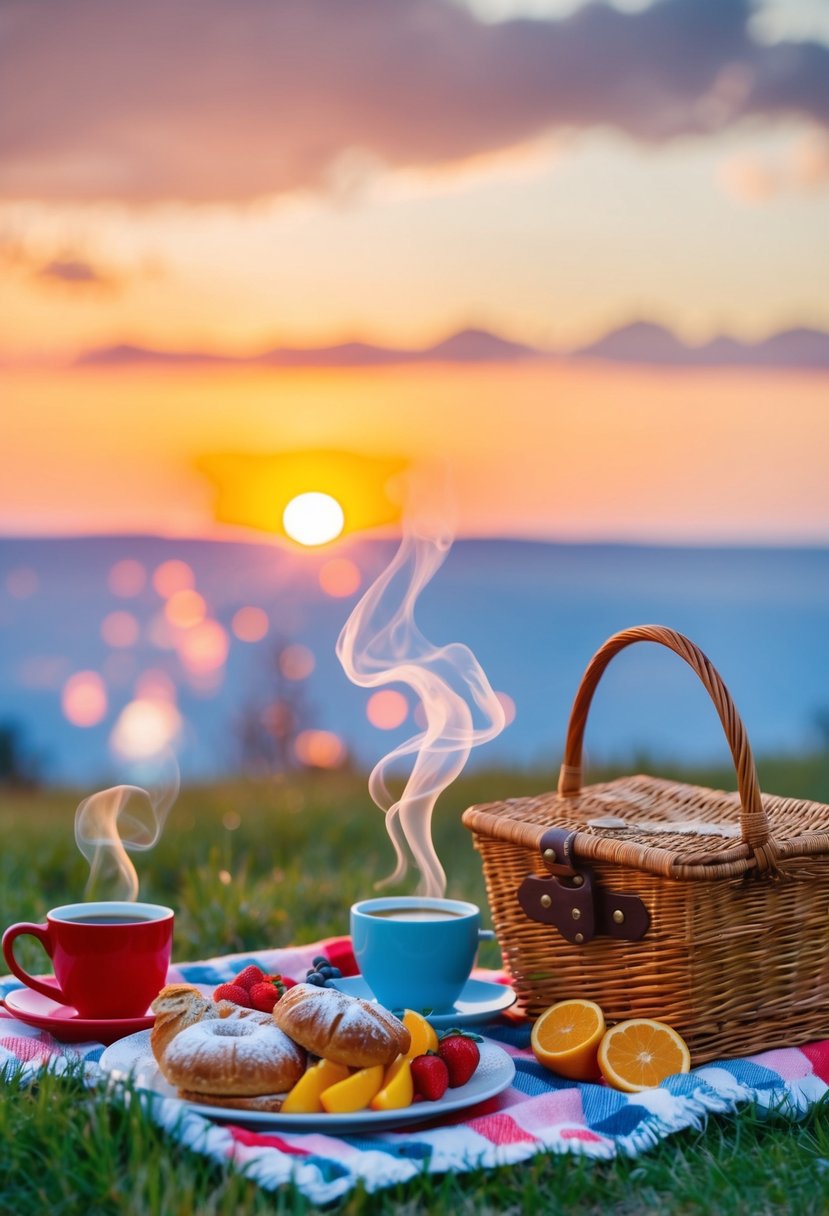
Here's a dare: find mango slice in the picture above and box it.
[281,1059,351,1114]
[402,1009,439,1059]
[320,1064,385,1114]
[370,1055,414,1111]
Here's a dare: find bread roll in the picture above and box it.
[159,1011,306,1096]
[272,982,410,1067]
[150,983,228,1062]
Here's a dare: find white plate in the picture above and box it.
[329,976,517,1028]
[100,1030,516,1133]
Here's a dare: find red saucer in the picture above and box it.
[1,987,154,1044]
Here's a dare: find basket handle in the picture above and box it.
[558,625,774,866]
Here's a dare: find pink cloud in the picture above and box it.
[719,130,829,203]
[0,0,828,204]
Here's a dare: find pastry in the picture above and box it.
[271,982,410,1067]
[159,1010,306,1097]
[177,1089,287,1112]
[150,983,232,1062]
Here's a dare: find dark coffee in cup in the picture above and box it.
[2,900,174,1018]
[65,914,154,925]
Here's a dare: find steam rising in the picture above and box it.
[337,523,506,897]
[74,758,179,901]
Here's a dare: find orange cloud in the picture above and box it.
[719,130,829,203]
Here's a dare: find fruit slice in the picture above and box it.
[598,1018,691,1093]
[530,999,606,1080]
[369,1055,414,1111]
[281,1058,351,1114]
[402,1009,439,1059]
[320,1064,385,1113]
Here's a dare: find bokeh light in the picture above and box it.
[62,671,107,727]
[152,559,195,598]
[164,588,207,629]
[107,559,146,598]
[366,689,408,730]
[100,610,140,648]
[283,492,345,546]
[110,697,182,759]
[232,605,269,642]
[177,618,229,674]
[6,567,38,599]
[319,557,362,598]
[147,612,178,650]
[135,668,177,702]
[294,729,346,768]
[278,643,315,680]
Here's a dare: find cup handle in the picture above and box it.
[478,929,496,942]
[1,922,66,1003]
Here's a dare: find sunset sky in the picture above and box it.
[2,0,829,543]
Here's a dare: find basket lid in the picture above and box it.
[463,626,829,879]
[463,773,829,880]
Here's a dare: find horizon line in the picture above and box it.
[3,318,829,373]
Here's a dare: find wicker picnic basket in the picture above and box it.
[462,624,829,1064]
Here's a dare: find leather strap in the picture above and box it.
[538,827,579,876]
[518,872,595,943]
[517,838,651,943]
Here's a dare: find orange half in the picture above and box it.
[598,1018,691,1092]
[530,999,606,1080]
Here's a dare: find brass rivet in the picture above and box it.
[612,909,625,925]
[543,848,556,862]
[574,932,584,944]
[571,908,581,920]
[540,894,552,909]
[571,875,584,888]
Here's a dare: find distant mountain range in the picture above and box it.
[575,322,829,369]
[74,322,829,371]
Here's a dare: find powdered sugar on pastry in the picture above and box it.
[272,982,410,1067]
[161,1010,306,1096]
[150,983,233,1062]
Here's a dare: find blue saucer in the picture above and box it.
[329,975,516,1027]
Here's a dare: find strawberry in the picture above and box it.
[410,1052,449,1101]
[249,982,281,1013]
[212,982,252,1007]
[438,1031,480,1087]
[231,965,266,992]
[248,975,294,1013]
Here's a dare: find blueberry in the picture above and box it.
[312,956,328,967]
[305,972,326,987]
[327,966,342,979]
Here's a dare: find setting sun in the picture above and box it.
[283,492,345,547]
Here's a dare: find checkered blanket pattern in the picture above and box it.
[3,937,829,1205]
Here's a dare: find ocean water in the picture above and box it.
[0,536,827,786]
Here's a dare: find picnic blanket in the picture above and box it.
[3,937,829,1205]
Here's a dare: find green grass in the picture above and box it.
[3,755,829,1214]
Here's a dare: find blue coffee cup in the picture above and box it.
[350,896,494,1013]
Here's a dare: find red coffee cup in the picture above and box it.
[2,901,174,1019]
